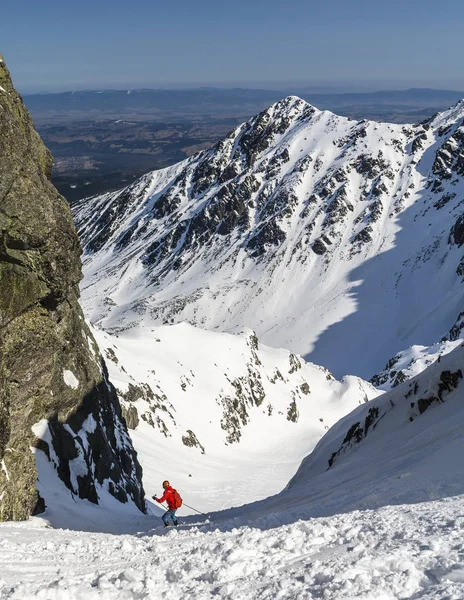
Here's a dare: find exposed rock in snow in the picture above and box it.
[370,338,462,390]
[91,323,378,509]
[445,310,464,341]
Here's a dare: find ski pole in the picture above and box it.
[182,502,209,517]
[153,497,209,520]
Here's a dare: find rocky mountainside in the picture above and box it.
[75,95,464,379]
[369,309,464,390]
[290,340,464,498]
[0,56,145,520]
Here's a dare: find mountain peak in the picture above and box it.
[264,94,319,118]
[75,95,464,379]
[430,97,464,128]
[273,94,308,107]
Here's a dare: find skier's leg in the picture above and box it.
[162,509,171,526]
[168,509,177,525]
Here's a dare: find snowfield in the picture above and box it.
[1,498,464,599]
[90,323,377,512]
[0,496,464,600]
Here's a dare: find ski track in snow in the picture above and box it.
[1,497,464,599]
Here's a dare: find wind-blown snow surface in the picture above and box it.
[92,323,377,513]
[1,344,464,599]
[1,497,464,599]
[75,96,464,378]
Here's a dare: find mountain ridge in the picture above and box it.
[75,95,464,379]
[24,87,464,116]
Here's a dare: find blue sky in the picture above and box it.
[2,0,464,92]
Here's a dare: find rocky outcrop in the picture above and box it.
[445,311,464,341]
[0,56,145,520]
[182,430,205,454]
[329,350,464,469]
[119,381,176,437]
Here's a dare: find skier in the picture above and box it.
[152,480,182,527]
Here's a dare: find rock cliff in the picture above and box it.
[0,55,145,520]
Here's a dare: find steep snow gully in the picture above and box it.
[2,96,464,599]
[1,343,464,598]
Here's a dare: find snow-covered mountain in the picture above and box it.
[91,323,377,511]
[75,96,464,379]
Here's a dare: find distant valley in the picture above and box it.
[24,87,464,202]
[38,118,242,202]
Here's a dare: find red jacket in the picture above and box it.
[156,486,177,510]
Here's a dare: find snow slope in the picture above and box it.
[1,342,464,599]
[286,342,464,515]
[91,323,377,513]
[74,96,464,378]
[370,338,461,390]
[1,496,464,600]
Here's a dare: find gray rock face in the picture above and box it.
[0,56,145,520]
[446,311,464,341]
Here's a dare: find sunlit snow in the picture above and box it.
[62,369,79,389]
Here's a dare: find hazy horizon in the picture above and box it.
[16,80,464,96]
[3,0,464,94]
